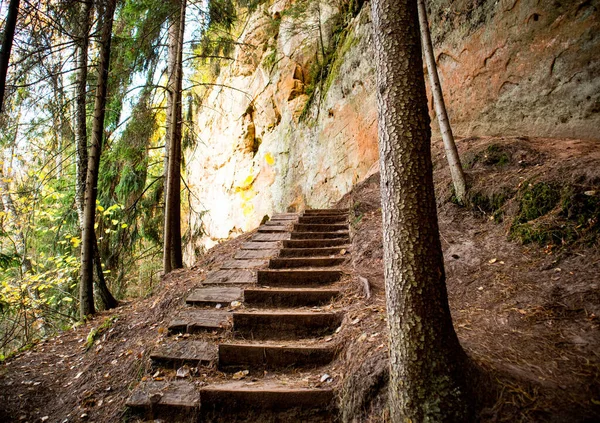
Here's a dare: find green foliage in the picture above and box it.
[294,0,364,121]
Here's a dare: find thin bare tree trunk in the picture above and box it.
[371,0,473,420]
[75,0,93,227]
[417,0,466,204]
[163,0,185,273]
[80,0,117,319]
[0,0,20,113]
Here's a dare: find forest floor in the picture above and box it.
[0,135,598,422]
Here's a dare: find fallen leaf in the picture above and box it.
[320,374,332,383]
[232,370,249,380]
[176,366,191,378]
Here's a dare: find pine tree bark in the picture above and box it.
[74,0,93,228]
[162,0,185,274]
[370,0,472,421]
[0,0,20,113]
[417,0,466,204]
[80,0,117,319]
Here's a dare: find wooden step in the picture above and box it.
[200,381,335,412]
[298,215,348,224]
[150,340,217,368]
[303,208,349,215]
[233,311,342,339]
[290,231,349,240]
[257,269,342,286]
[234,249,278,260]
[257,225,290,233]
[186,287,242,306]
[204,269,255,285]
[221,259,267,269]
[293,223,348,232]
[269,257,346,269]
[168,309,231,334]
[241,241,280,250]
[263,220,294,226]
[252,232,291,241]
[283,239,350,248]
[279,247,348,257]
[218,343,336,369]
[244,288,340,307]
[127,380,199,420]
[269,213,299,221]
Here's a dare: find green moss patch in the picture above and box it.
[509,182,600,247]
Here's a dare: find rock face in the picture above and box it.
[184,0,599,263]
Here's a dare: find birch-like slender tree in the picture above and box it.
[370,0,473,420]
[163,0,186,274]
[417,0,467,203]
[80,0,118,318]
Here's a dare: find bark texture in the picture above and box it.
[80,0,117,318]
[0,0,20,113]
[162,0,185,273]
[370,0,472,421]
[74,0,93,227]
[417,0,466,204]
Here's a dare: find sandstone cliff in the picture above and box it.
[184,0,599,262]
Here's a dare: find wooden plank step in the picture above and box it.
[168,309,231,334]
[257,225,289,233]
[293,223,348,232]
[151,340,217,368]
[218,343,336,369]
[279,247,348,257]
[298,215,348,224]
[252,232,291,241]
[233,311,342,339]
[126,380,199,420]
[204,269,255,285]
[283,239,350,248]
[291,231,349,240]
[221,259,268,269]
[186,287,242,306]
[304,208,349,215]
[244,288,340,307]
[234,249,278,260]
[270,213,299,220]
[257,269,342,286]
[263,220,293,226]
[200,382,334,413]
[241,241,280,250]
[269,257,345,269]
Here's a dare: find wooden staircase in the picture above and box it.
[127,208,350,421]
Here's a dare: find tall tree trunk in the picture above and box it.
[417,0,467,204]
[370,0,472,421]
[0,0,20,113]
[75,0,93,227]
[80,0,117,319]
[163,1,178,205]
[162,0,185,274]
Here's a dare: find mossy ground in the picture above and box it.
[450,138,600,251]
